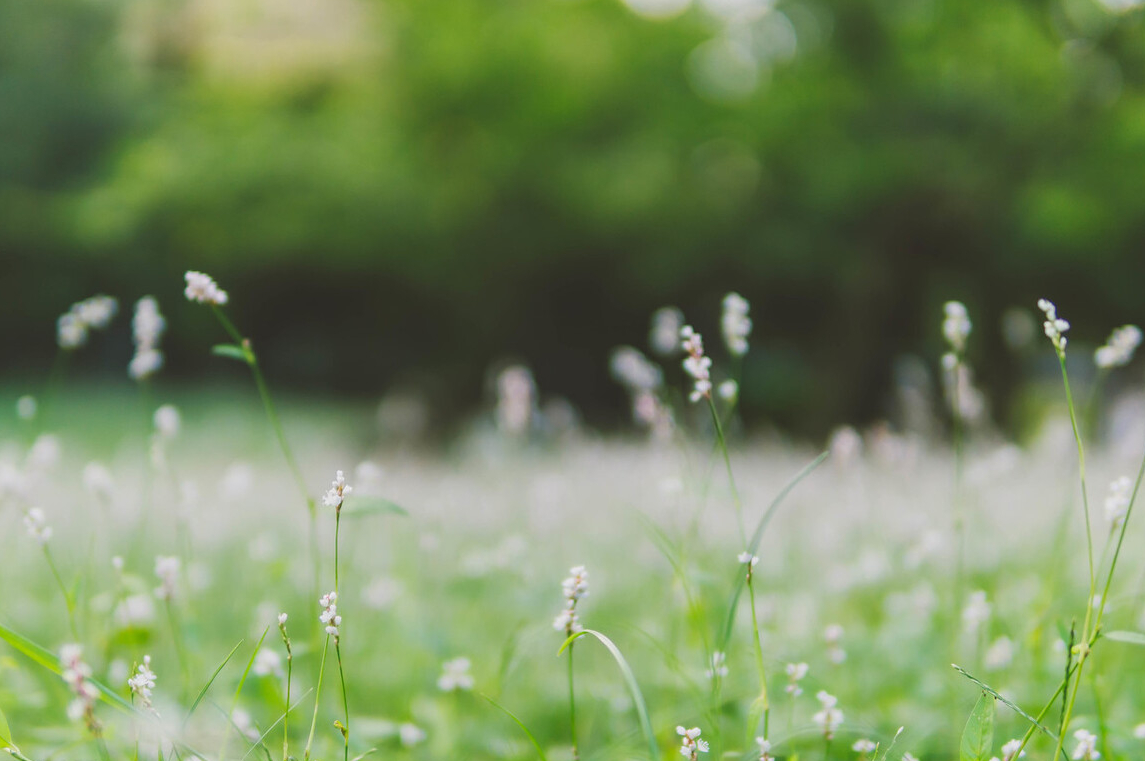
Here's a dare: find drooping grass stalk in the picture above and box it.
[707,398,746,546]
[303,635,331,761]
[279,618,294,761]
[42,546,79,641]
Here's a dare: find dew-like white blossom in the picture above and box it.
[252,648,283,677]
[721,292,752,357]
[756,737,774,761]
[83,462,115,502]
[1071,729,1100,760]
[1133,723,1145,740]
[154,556,180,600]
[650,307,685,356]
[1095,325,1142,369]
[718,379,739,402]
[16,395,37,421]
[943,301,971,354]
[785,662,809,696]
[27,434,61,471]
[554,565,588,635]
[23,508,52,544]
[57,296,118,350]
[1037,299,1070,358]
[1104,476,1132,528]
[738,551,760,567]
[319,591,342,638]
[853,739,878,754]
[812,690,844,740]
[677,726,710,759]
[60,644,100,729]
[984,636,1014,671]
[184,271,229,305]
[681,325,712,403]
[437,657,474,691]
[278,612,288,626]
[706,650,728,679]
[323,470,353,509]
[57,312,88,349]
[989,738,1027,761]
[824,624,846,663]
[610,346,664,392]
[127,655,157,710]
[113,594,156,629]
[495,365,535,436]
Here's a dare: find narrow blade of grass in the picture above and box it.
[183,639,245,728]
[951,664,1056,740]
[559,629,658,760]
[239,688,314,761]
[480,693,549,761]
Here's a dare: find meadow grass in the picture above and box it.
[1,291,1144,761]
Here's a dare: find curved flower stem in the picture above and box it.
[303,635,330,761]
[43,546,78,641]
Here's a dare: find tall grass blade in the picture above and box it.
[184,639,244,728]
[480,693,549,761]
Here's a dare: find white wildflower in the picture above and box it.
[1037,299,1070,358]
[399,722,427,747]
[853,739,878,754]
[184,271,229,305]
[706,650,728,679]
[651,307,685,356]
[153,404,180,438]
[495,365,535,436]
[943,301,971,354]
[319,591,342,638]
[1133,723,1145,740]
[963,590,991,633]
[610,346,663,391]
[323,470,353,510]
[785,662,809,695]
[756,737,774,760]
[554,565,588,635]
[718,379,739,402]
[16,395,37,421]
[991,738,1026,761]
[738,551,760,567]
[721,292,752,356]
[812,690,843,740]
[677,726,710,759]
[83,462,115,502]
[824,624,846,663]
[984,636,1014,671]
[681,325,712,403]
[57,312,88,349]
[1071,729,1099,760]
[252,648,283,677]
[437,657,474,691]
[23,508,52,544]
[1094,325,1142,369]
[73,295,118,328]
[27,434,61,471]
[60,644,100,730]
[278,612,288,626]
[1104,476,1132,528]
[129,296,166,381]
[154,556,180,600]
[127,655,157,710]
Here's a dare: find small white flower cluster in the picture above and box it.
[988,738,1026,761]
[184,271,229,305]
[1037,299,1070,358]
[756,737,774,761]
[553,565,588,635]
[824,624,846,664]
[58,295,118,350]
[127,655,157,710]
[1095,325,1142,369]
[83,462,115,502]
[852,739,878,755]
[785,661,809,696]
[706,650,728,680]
[812,690,844,740]
[60,644,100,728]
[437,656,474,691]
[611,346,673,438]
[23,507,52,545]
[677,726,709,759]
[738,550,760,581]
[1071,729,1100,760]
[319,591,342,637]
[154,556,180,600]
[650,307,685,356]
[962,590,991,633]
[16,395,37,421]
[129,296,166,381]
[984,635,1014,671]
[252,648,283,677]
[681,326,712,403]
[399,722,427,747]
[323,470,353,510]
[1104,476,1132,528]
[943,301,972,356]
[722,292,752,357]
[154,404,180,439]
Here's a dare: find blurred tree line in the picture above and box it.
[4,0,1145,437]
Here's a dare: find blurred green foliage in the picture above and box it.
[5,0,1145,435]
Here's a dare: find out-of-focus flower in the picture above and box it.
[813,691,843,740]
[721,292,752,357]
[323,470,352,510]
[23,508,52,544]
[184,271,229,305]
[437,657,474,691]
[154,556,180,600]
[677,726,709,759]
[1104,476,1132,528]
[681,326,712,403]
[650,307,685,356]
[1095,325,1142,369]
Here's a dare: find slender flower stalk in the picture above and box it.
[555,565,588,759]
[324,469,353,761]
[25,509,78,640]
[278,613,293,761]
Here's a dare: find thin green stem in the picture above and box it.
[707,397,746,547]
[335,643,349,761]
[567,642,578,760]
[42,547,78,641]
[165,599,190,696]
[281,625,294,761]
[303,635,330,761]
[746,574,769,741]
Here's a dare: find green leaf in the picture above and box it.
[1103,630,1145,646]
[480,694,549,761]
[559,629,658,760]
[212,344,250,362]
[0,704,13,745]
[960,692,995,761]
[339,498,408,518]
